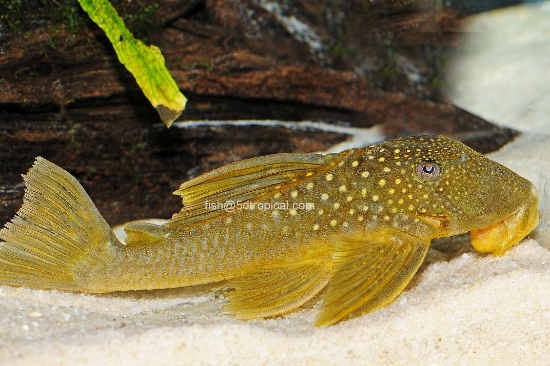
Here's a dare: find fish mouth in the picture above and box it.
[470,192,539,256]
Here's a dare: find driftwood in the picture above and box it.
[0,0,516,225]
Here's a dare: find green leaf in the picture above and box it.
[77,0,186,127]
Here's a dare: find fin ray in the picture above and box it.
[123,221,169,246]
[224,256,332,319]
[315,230,430,326]
[0,157,116,290]
[169,152,345,227]
[175,153,337,204]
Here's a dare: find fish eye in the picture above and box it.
[415,162,441,181]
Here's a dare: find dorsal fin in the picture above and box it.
[174,152,339,205]
[168,152,345,228]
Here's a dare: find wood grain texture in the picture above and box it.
[0,0,517,225]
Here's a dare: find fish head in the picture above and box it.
[371,135,538,255]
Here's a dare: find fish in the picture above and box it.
[0,135,539,326]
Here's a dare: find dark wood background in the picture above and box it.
[0,0,517,226]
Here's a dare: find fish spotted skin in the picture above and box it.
[0,136,539,326]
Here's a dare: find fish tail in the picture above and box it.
[0,157,117,291]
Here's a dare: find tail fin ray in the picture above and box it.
[0,157,113,290]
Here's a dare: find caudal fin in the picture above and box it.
[0,157,115,291]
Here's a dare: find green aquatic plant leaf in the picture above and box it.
[77,0,186,127]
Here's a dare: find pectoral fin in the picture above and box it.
[224,256,332,320]
[315,230,430,326]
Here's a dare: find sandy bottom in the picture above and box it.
[1,238,549,365]
[2,4,550,365]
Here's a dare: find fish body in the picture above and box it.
[0,136,539,326]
